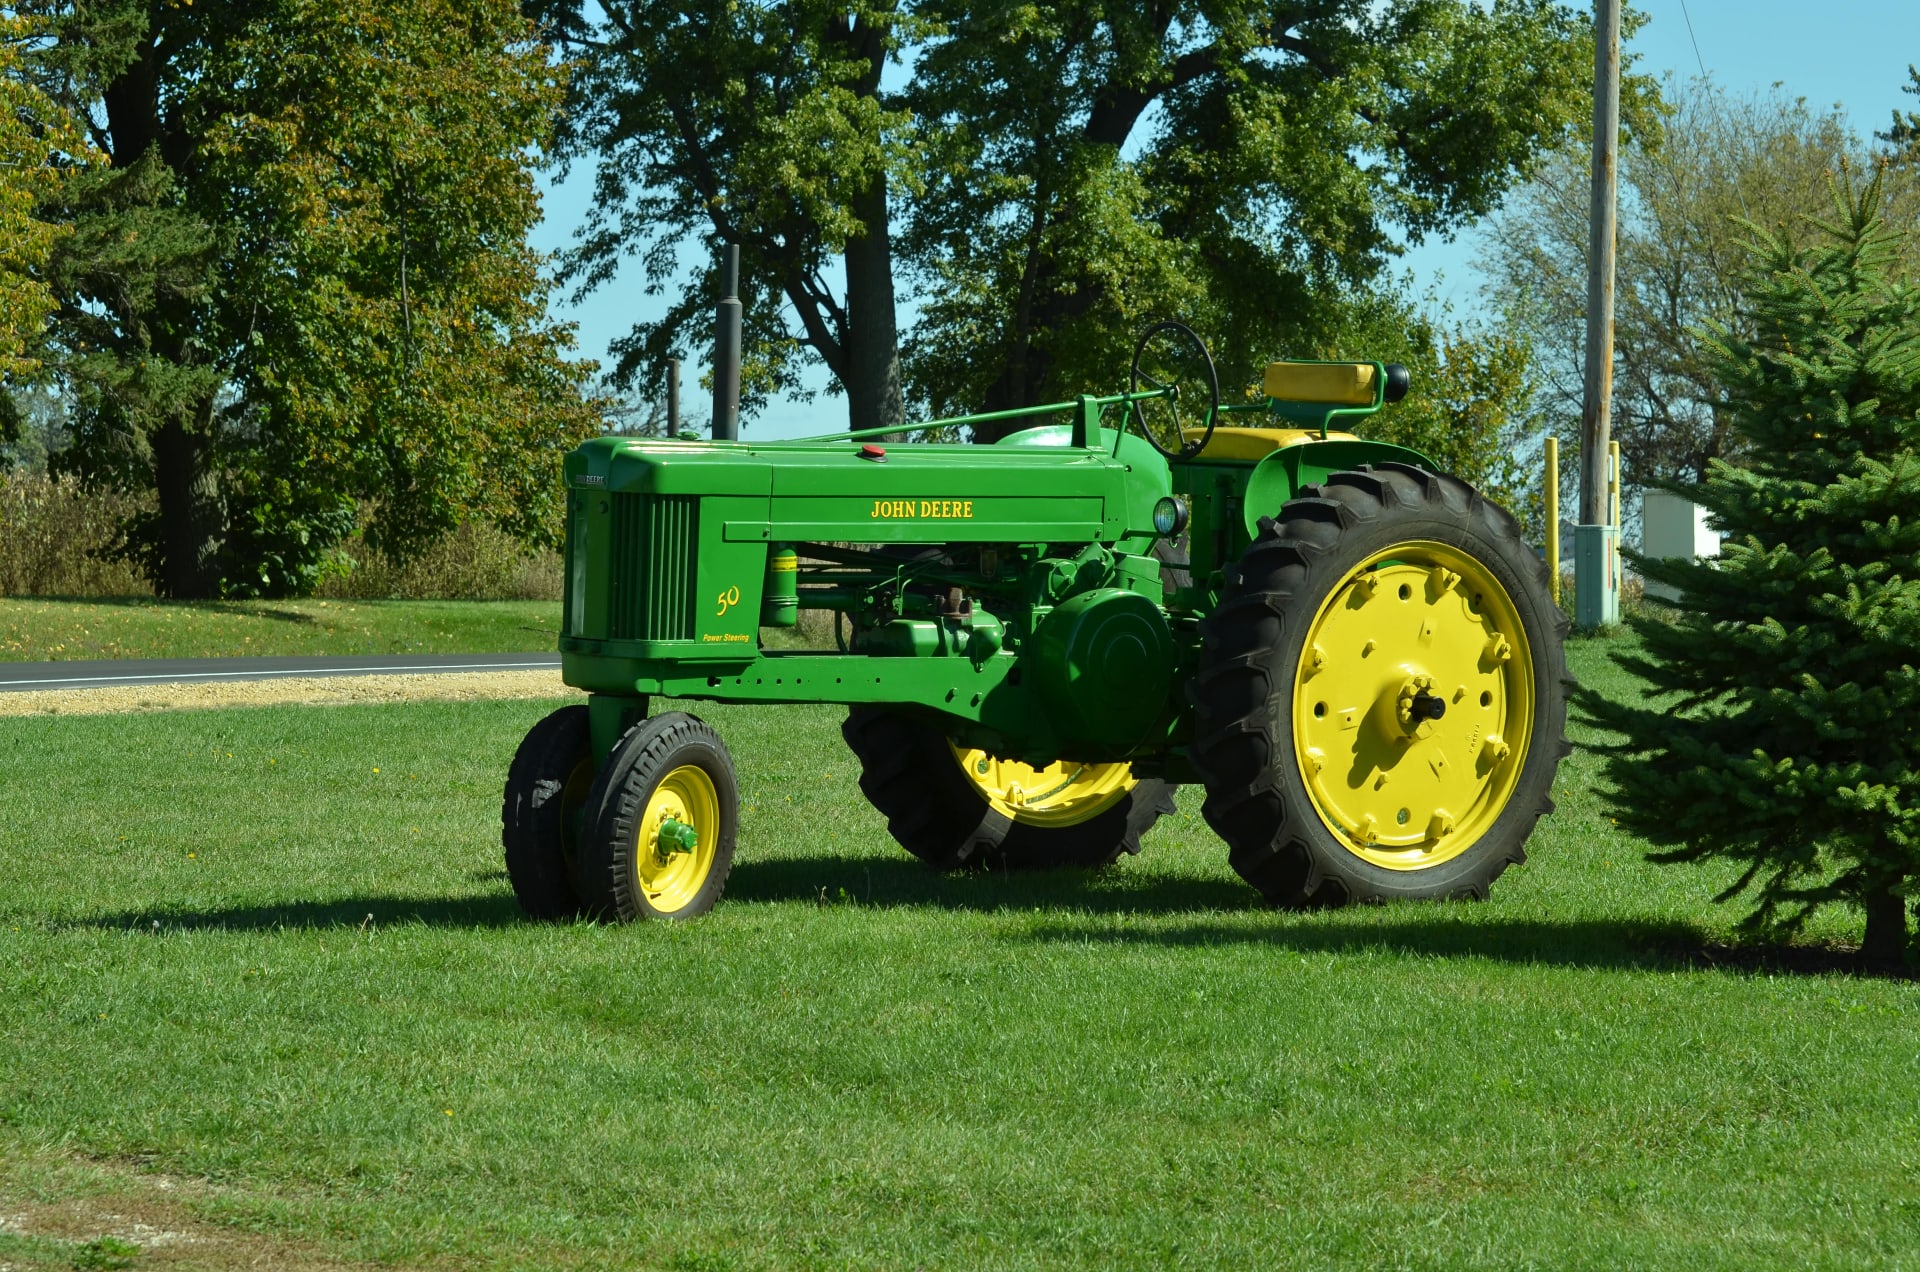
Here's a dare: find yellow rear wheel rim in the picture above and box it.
[1292,541,1535,871]
[635,764,721,913]
[950,745,1136,828]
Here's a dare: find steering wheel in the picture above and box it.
[1128,320,1221,461]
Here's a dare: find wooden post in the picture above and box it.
[1575,0,1622,628]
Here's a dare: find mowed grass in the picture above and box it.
[0,596,560,662]
[2,635,1918,1269]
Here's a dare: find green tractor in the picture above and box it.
[502,323,1568,921]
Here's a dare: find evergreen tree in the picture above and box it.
[1581,171,1920,964]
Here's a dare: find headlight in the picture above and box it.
[1152,495,1189,537]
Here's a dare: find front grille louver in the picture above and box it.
[609,494,698,641]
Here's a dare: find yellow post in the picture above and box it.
[1608,439,1622,595]
[1545,436,1560,604]
[1608,439,1621,529]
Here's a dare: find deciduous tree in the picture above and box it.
[534,0,916,432]
[20,0,597,596]
[1483,78,1919,507]
[0,10,93,450]
[544,0,1601,446]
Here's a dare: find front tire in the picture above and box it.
[1191,464,1568,906]
[577,712,739,921]
[501,705,594,920]
[842,707,1176,870]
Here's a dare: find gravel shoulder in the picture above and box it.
[0,669,571,717]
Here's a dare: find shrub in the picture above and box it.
[315,519,561,601]
[0,469,150,597]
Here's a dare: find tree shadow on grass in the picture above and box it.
[32,596,321,624]
[1015,912,1917,979]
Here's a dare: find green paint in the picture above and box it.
[561,368,1429,769]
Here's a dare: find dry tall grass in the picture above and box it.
[0,469,560,600]
[0,470,150,597]
[315,521,561,602]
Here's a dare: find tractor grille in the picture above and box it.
[608,493,698,641]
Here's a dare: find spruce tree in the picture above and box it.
[1582,171,1920,964]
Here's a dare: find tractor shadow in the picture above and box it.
[72,858,1905,980]
[81,893,525,933]
[729,854,1909,979]
[724,852,1252,915]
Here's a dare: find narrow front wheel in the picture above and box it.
[577,712,739,921]
[501,705,594,920]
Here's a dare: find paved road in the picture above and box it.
[0,652,562,692]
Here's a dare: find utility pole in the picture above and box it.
[1575,0,1622,628]
[712,245,742,441]
[666,357,682,436]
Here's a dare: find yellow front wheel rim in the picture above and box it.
[635,764,721,913]
[1292,541,1535,871]
[950,745,1136,828]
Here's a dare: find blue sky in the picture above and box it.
[531,1,1920,439]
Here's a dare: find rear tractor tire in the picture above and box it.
[577,712,739,921]
[842,707,1176,871]
[1191,463,1569,907]
[501,705,595,920]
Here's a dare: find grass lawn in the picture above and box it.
[0,597,561,662]
[2,633,1916,1268]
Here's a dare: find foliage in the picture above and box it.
[1381,324,1543,537]
[544,0,1605,448]
[316,520,562,602]
[537,0,917,429]
[1881,64,1920,163]
[18,0,599,598]
[1482,77,1920,507]
[0,10,94,446]
[1579,173,1920,963]
[902,0,1603,431]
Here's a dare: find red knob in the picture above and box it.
[859,444,887,461]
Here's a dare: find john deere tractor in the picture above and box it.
[502,323,1568,921]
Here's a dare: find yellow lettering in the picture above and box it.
[962,500,974,518]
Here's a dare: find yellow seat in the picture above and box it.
[1179,427,1360,461]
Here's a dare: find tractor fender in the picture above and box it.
[1241,438,1439,539]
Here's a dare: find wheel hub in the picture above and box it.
[655,815,699,859]
[637,765,721,909]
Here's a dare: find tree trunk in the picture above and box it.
[151,412,223,599]
[843,174,904,440]
[1861,879,1910,967]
